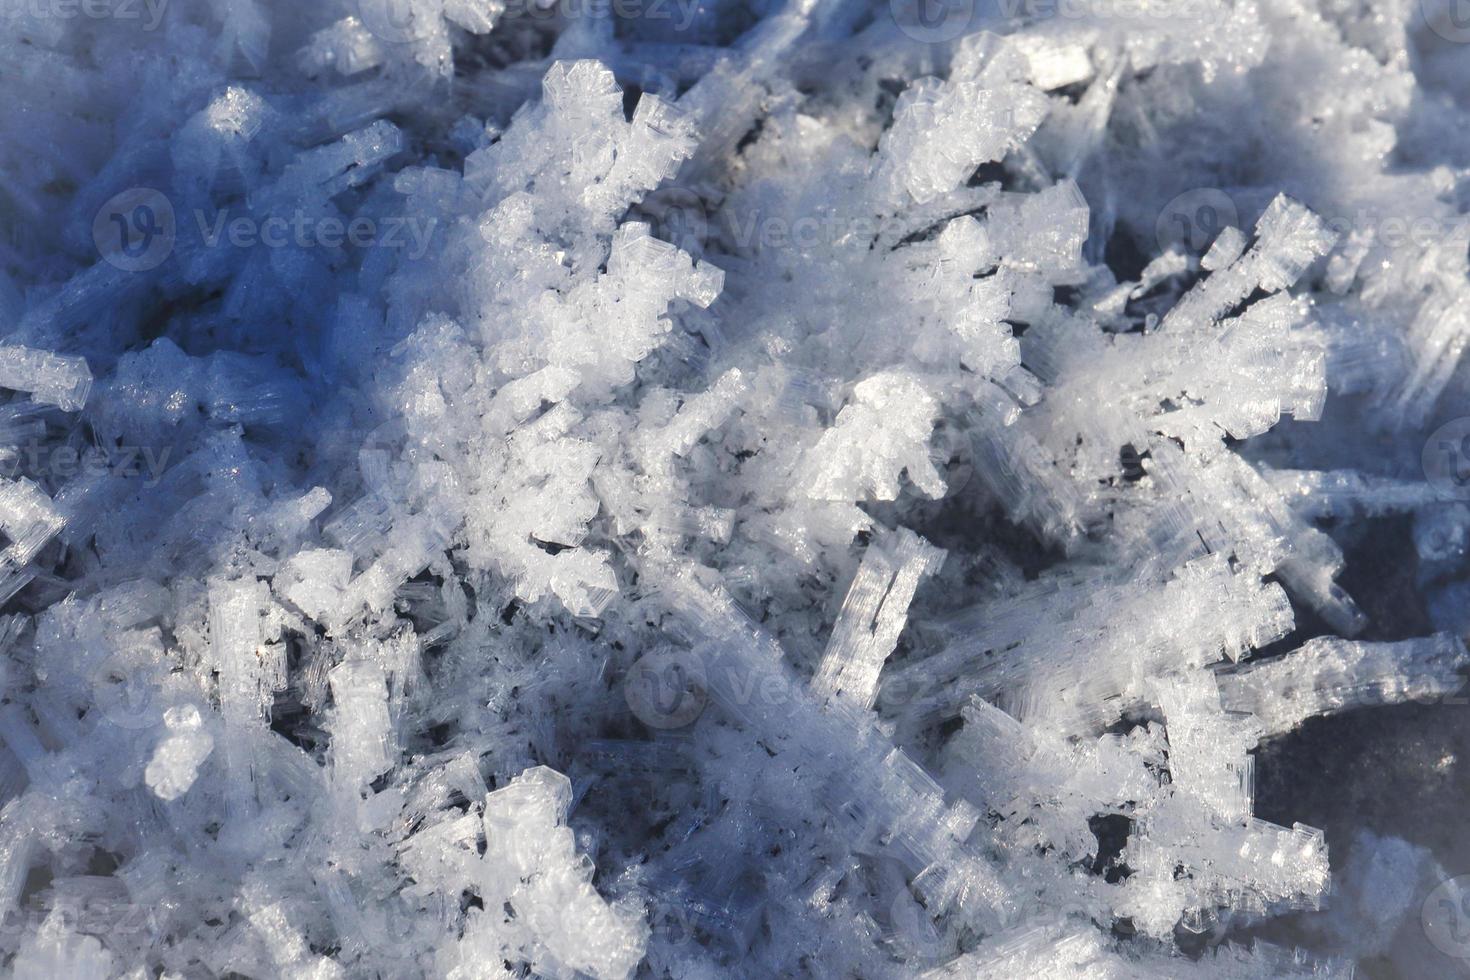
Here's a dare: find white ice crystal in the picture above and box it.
[462,766,646,979]
[801,373,947,502]
[144,704,215,801]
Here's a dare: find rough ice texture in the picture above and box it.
[2,0,1470,976]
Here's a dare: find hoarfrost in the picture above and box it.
[0,0,1466,975]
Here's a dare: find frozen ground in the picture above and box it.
[3,0,1470,976]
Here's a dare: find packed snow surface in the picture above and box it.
[4,0,1470,975]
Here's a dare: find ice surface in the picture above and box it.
[0,0,1467,976]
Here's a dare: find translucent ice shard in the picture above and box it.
[1154,673,1261,824]
[207,576,278,815]
[0,478,64,567]
[811,529,944,710]
[1218,634,1470,738]
[0,346,91,411]
[327,658,396,792]
[887,555,1293,732]
[1162,196,1338,333]
[651,561,1011,928]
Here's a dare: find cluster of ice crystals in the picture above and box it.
[431,766,648,979]
[2,0,1470,974]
